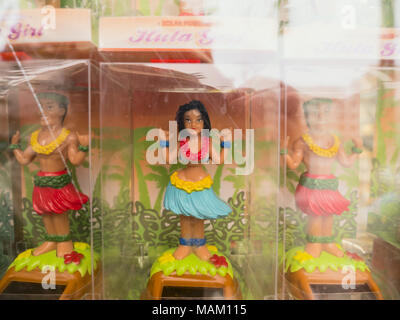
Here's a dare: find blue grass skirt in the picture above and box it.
[164,182,231,220]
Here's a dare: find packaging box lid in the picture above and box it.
[283,26,400,61]
[0,8,96,60]
[99,16,277,53]
[0,8,92,45]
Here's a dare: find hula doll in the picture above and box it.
[282,98,363,258]
[160,100,231,261]
[9,92,89,259]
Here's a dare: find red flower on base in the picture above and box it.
[64,251,84,265]
[210,254,228,268]
[345,251,363,261]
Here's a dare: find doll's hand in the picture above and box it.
[11,131,20,144]
[351,136,363,154]
[281,136,290,149]
[159,129,169,141]
[352,136,363,149]
[280,136,290,155]
[76,132,89,147]
[284,136,290,148]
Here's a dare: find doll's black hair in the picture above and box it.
[37,92,69,123]
[175,100,211,133]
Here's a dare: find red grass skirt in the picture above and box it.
[295,172,350,216]
[32,170,88,215]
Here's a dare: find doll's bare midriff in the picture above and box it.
[177,164,209,182]
[303,153,336,175]
[36,146,68,172]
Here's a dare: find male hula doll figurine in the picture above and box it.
[9,92,89,259]
[282,98,363,258]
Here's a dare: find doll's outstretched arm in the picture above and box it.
[283,136,304,170]
[10,131,36,165]
[159,129,177,164]
[67,132,88,166]
[209,128,232,165]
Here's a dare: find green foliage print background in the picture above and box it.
[0,192,14,276]
[366,82,400,249]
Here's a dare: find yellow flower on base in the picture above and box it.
[293,251,314,264]
[74,242,89,251]
[206,245,218,253]
[16,249,32,260]
[158,252,176,265]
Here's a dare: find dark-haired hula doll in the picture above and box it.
[282,98,363,258]
[161,100,232,261]
[9,92,89,260]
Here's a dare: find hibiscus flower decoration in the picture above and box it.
[345,251,363,261]
[210,254,228,268]
[64,251,84,265]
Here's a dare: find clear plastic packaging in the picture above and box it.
[0,0,399,301]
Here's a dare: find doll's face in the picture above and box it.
[305,102,332,131]
[38,98,66,127]
[183,109,204,135]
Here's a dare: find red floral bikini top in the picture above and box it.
[179,136,210,162]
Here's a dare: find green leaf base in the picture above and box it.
[285,245,370,274]
[8,242,100,277]
[150,247,234,279]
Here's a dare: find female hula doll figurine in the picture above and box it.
[161,100,232,261]
[9,92,89,259]
[282,98,363,258]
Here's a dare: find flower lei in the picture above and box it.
[179,136,209,161]
[31,128,70,155]
[302,132,340,158]
[170,171,213,193]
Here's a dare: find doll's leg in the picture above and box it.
[305,215,323,258]
[33,214,57,256]
[52,213,74,257]
[321,215,344,257]
[173,215,193,260]
[192,218,211,261]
